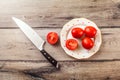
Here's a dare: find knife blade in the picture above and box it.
[12,17,59,69]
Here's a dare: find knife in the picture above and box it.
[12,17,59,69]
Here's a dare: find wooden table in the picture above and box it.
[0,0,120,80]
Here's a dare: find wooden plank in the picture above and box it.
[0,0,120,27]
[0,28,120,61]
[0,61,46,80]
[0,61,120,80]
[0,72,35,80]
[1,61,50,71]
[41,61,120,80]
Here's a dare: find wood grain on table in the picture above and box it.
[0,0,120,80]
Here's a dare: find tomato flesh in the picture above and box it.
[84,26,97,38]
[47,32,59,45]
[82,37,94,49]
[66,39,78,50]
[71,27,84,38]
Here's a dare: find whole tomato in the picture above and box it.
[82,37,94,49]
[84,26,97,38]
[71,27,84,38]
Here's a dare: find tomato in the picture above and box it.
[84,26,97,38]
[71,27,84,38]
[66,39,78,50]
[47,32,59,45]
[82,37,94,49]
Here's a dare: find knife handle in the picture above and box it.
[40,49,60,69]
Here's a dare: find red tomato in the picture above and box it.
[84,26,97,38]
[71,27,84,38]
[82,37,94,49]
[47,32,59,45]
[66,39,78,50]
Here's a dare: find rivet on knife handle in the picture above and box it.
[40,49,60,69]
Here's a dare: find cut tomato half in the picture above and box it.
[47,32,59,45]
[66,39,78,50]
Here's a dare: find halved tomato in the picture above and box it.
[66,39,78,50]
[47,32,59,45]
